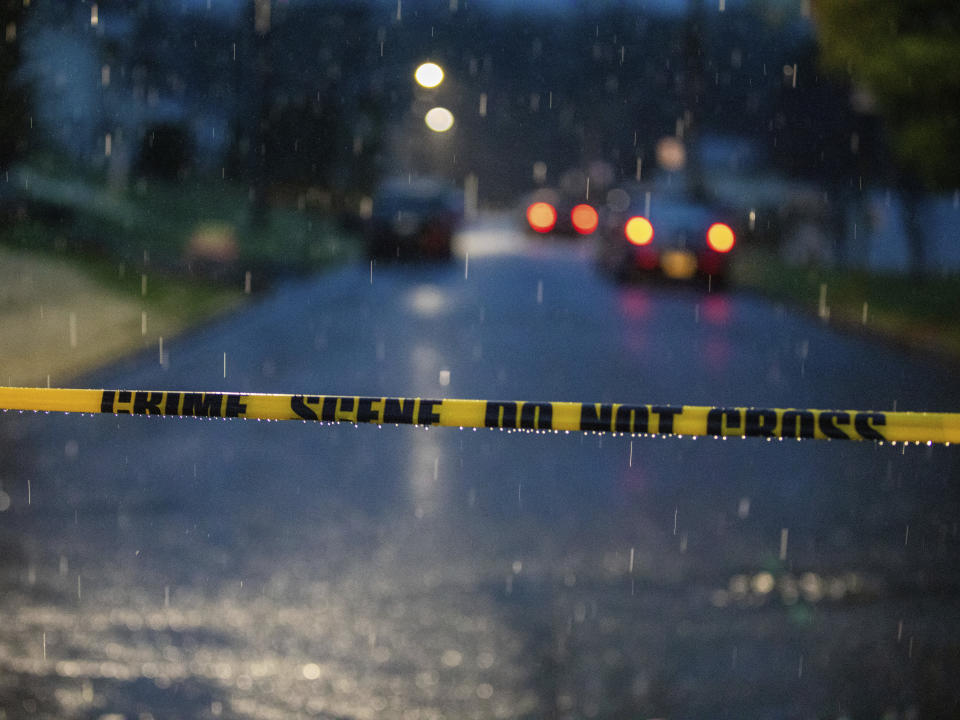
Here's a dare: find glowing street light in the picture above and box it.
[414,62,444,88]
[656,136,686,171]
[424,107,454,133]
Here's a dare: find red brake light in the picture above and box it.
[527,202,557,233]
[706,223,735,253]
[570,203,599,234]
[625,216,654,246]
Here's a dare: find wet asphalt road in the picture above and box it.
[2,216,960,719]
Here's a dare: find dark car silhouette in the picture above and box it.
[366,177,463,261]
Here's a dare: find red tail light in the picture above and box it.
[571,203,599,234]
[625,216,654,246]
[527,202,557,233]
[706,222,735,253]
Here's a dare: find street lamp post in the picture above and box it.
[414,62,454,134]
[386,61,459,177]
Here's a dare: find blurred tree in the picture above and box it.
[814,0,960,274]
[765,37,885,265]
[815,0,960,190]
[767,40,865,182]
[226,0,380,222]
[0,0,29,170]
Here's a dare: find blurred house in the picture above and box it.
[18,1,240,183]
[699,133,960,274]
[845,191,960,274]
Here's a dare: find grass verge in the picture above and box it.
[732,248,960,362]
[0,245,245,386]
[1,155,361,384]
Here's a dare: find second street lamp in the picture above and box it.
[424,107,454,133]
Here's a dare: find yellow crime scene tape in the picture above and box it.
[1,386,959,444]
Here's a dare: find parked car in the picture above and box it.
[596,184,737,288]
[522,187,599,238]
[366,177,463,261]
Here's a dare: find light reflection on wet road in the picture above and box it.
[2,216,959,719]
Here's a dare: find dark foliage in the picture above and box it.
[136,122,194,181]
